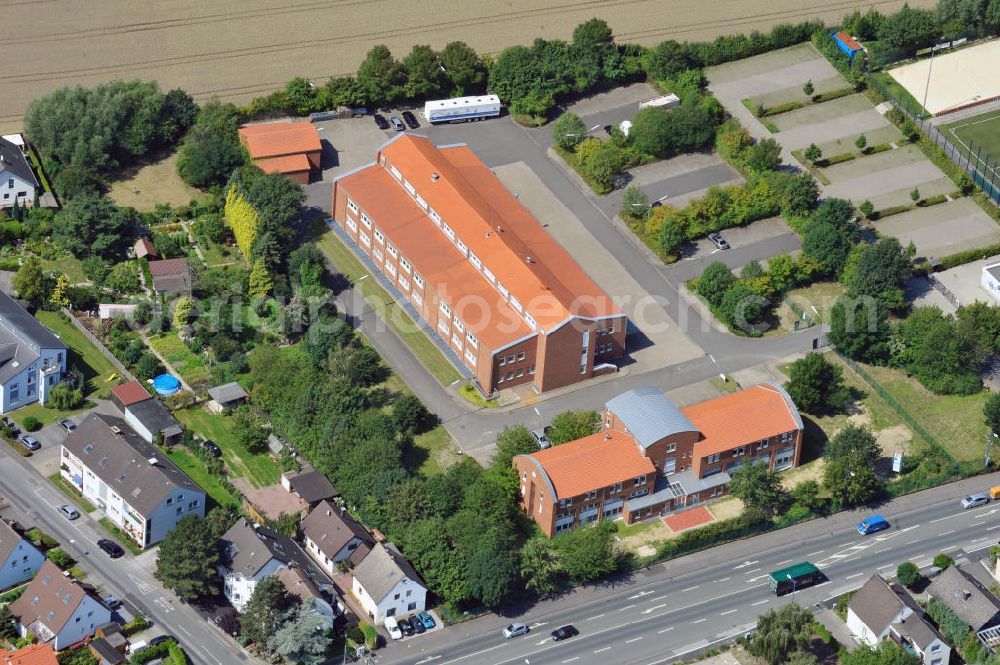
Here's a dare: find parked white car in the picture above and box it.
[385,616,403,640]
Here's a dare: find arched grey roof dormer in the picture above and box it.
[513,454,559,501]
[606,387,700,449]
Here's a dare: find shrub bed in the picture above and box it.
[816,152,855,167]
[938,242,1000,270]
[760,100,805,117]
[917,194,947,207]
[870,204,912,220]
[811,87,856,104]
[866,143,893,155]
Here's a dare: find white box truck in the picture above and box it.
[639,94,681,110]
[424,95,501,123]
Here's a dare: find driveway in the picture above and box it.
[23,400,117,478]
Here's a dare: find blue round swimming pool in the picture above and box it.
[152,374,181,395]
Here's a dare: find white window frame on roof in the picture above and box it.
[413,273,424,289]
[415,194,427,210]
[497,283,509,299]
[390,165,402,180]
[468,253,482,269]
[387,244,398,258]
[483,267,496,283]
[373,228,384,244]
[403,180,416,195]
[347,198,358,214]
[400,257,411,273]
[360,212,372,229]
[524,313,536,329]
[442,224,455,241]
[453,319,465,334]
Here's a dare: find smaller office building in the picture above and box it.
[981,262,1000,304]
[238,121,322,184]
[60,414,205,548]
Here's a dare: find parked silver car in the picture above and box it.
[961,493,989,509]
[503,623,529,639]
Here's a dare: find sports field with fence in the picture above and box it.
[941,109,1000,183]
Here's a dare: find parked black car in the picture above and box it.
[202,439,222,457]
[374,114,390,130]
[402,111,419,129]
[97,539,125,559]
[399,617,415,636]
[409,616,425,634]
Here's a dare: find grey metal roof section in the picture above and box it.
[352,542,424,604]
[126,398,181,437]
[0,137,39,188]
[208,382,248,404]
[514,454,558,501]
[62,413,203,515]
[928,565,1000,630]
[605,388,699,448]
[762,382,804,431]
[0,289,66,352]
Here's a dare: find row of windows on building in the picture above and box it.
[360,161,541,335]
[556,475,648,508]
[703,432,795,464]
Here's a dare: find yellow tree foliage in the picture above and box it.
[248,259,273,300]
[49,273,71,307]
[224,185,259,259]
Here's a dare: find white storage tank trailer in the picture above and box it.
[424,95,501,123]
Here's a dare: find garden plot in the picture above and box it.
[875,197,1000,259]
[770,94,876,130]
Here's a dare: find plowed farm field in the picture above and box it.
[1,0,933,134]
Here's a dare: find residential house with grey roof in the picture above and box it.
[0,137,38,210]
[0,290,67,413]
[351,542,426,622]
[0,519,45,591]
[301,501,373,576]
[8,561,111,650]
[928,565,1000,652]
[848,574,950,665]
[60,414,205,548]
[218,518,337,614]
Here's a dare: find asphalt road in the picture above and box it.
[378,471,1000,665]
[0,443,251,665]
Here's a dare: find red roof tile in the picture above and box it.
[524,430,654,499]
[147,258,189,276]
[239,122,321,159]
[256,154,312,175]
[111,380,151,406]
[1,644,58,665]
[682,384,801,457]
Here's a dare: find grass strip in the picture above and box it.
[98,518,145,556]
[48,473,98,513]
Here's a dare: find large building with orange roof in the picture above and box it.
[238,121,322,184]
[331,134,626,396]
[514,384,803,537]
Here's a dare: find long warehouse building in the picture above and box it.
[331,134,626,396]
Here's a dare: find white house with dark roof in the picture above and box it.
[0,291,67,413]
[301,500,374,576]
[0,137,38,209]
[218,518,336,613]
[847,574,949,665]
[351,542,426,622]
[8,561,111,650]
[0,519,45,591]
[60,414,205,548]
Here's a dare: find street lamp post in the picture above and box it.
[986,431,998,468]
[920,45,942,120]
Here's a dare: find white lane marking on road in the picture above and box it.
[626,637,643,644]
[585,614,605,621]
[649,595,669,602]
[721,609,738,615]
[620,605,636,611]
[836,542,855,549]
[752,599,769,606]
[529,622,548,629]
[681,586,699,592]
[629,590,655,599]
[734,560,759,569]
[807,550,824,557]
[965,539,997,552]
[930,515,953,524]
[987,524,1000,531]
[940,530,956,536]
[562,657,581,663]
[594,647,613,653]
[874,548,891,554]
[845,573,865,580]
[715,577,731,583]
[128,573,155,595]
[744,568,761,574]
[907,539,921,544]
[416,658,442,665]
[536,638,551,645]
[775,560,793,566]
[658,627,675,634]
[941,545,959,552]
[178,626,192,636]
[642,604,667,614]
[692,618,707,624]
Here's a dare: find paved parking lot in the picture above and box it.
[918,253,1000,308]
[23,400,117,480]
[876,197,1000,259]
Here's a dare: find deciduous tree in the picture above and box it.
[239,577,291,649]
[785,352,850,414]
[403,45,446,99]
[896,561,921,587]
[729,462,787,515]
[520,537,564,596]
[747,604,813,665]
[822,424,883,506]
[698,261,736,307]
[552,112,587,150]
[268,602,328,665]
[356,45,406,105]
[555,521,618,583]
[439,41,486,96]
[547,410,600,445]
[154,514,222,601]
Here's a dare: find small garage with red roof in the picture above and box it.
[238,121,322,184]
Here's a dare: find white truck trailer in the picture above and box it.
[639,93,681,110]
[424,95,501,123]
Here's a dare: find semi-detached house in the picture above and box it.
[0,290,67,414]
[60,414,205,548]
[332,134,626,396]
[514,384,804,537]
[0,519,45,591]
[8,561,111,650]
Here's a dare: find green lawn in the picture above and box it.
[166,447,239,508]
[48,473,97,513]
[408,426,461,476]
[318,231,462,386]
[146,334,211,386]
[34,311,118,395]
[175,407,280,488]
[13,400,93,429]
[40,256,88,284]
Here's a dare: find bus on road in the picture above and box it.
[424,95,501,123]
[768,562,823,596]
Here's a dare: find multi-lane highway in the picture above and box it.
[0,443,252,665]
[381,471,1000,665]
